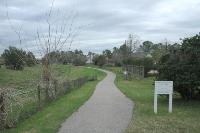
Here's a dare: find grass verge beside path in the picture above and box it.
[107,67,200,133]
[3,68,106,133]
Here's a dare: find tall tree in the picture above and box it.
[26,52,37,66]
[140,41,153,54]
[103,49,112,59]
[2,47,26,70]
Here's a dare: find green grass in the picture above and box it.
[53,65,101,81]
[0,65,100,89]
[108,67,200,133]
[0,64,103,117]
[2,67,106,133]
[0,65,41,88]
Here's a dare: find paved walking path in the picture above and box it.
[58,69,133,133]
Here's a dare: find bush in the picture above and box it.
[72,55,87,66]
[25,52,37,67]
[92,55,106,67]
[43,50,87,65]
[1,47,37,70]
[2,47,26,70]
[157,34,200,100]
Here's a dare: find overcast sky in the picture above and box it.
[0,0,200,56]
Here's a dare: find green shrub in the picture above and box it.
[157,34,200,100]
[92,55,106,67]
[72,55,87,66]
[25,52,37,67]
[2,47,26,70]
[1,47,37,70]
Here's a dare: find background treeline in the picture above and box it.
[44,50,87,66]
[93,33,200,100]
[92,40,169,68]
[0,48,88,70]
[92,40,167,77]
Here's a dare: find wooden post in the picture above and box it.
[142,66,144,78]
[131,66,134,79]
[54,80,58,98]
[37,85,41,110]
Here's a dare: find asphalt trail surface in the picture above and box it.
[58,69,133,133]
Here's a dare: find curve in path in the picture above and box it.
[58,69,133,133]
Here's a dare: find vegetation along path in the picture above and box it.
[58,69,133,133]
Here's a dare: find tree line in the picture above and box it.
[44,50,87,66]
[92,33,200,100]
[92,38,164,77]
[0,47,88,70]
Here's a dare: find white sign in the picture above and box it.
[154,81,173,113]
[155,81,173,94]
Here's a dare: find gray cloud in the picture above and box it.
[0,0,200,56]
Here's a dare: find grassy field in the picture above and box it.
[108,67,200,133]
[0,64,102,121]
[0,64,100,89]
[1,66,106,133]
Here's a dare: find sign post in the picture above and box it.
[154,81,173,113]
[123,71,128,80]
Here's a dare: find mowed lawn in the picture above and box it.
[108,67,200,133]
[1,65,106,133]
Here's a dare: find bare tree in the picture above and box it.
[35,0,83,101]
[126,34,141,54]
[5,0,81,100]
